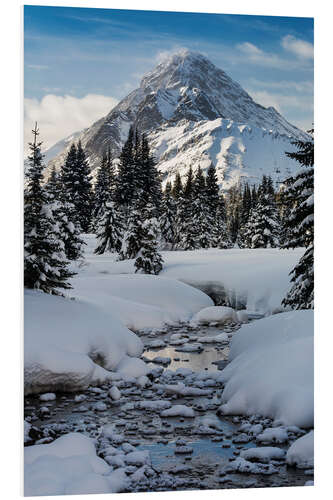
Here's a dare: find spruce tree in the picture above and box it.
[175,167,197,250]
[139,133,162,213]
[243,191,280,248]
[114,125,135,210]
[205,164,220,218]
[94,201,123,255]
[93,151,112,220]
[45,166,84,261]
[282,130,314,309]
[134,202,164,275]
[192,166,210,248]
[75,140,93,232]
[172,172,183,200]
[118,197,145,260]
[160,183,176,249]
[24,123,74,294]
[212,196,232,249]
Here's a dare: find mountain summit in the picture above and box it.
[46,50,308,189]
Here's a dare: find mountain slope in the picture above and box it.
[46,49,308,189]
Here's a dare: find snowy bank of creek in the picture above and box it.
[24,319,313,494]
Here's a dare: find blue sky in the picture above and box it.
[24,5,314,150]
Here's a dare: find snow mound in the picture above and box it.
[24,290,143,395]
[218,310,313,428]
[71,255,213,330]
[159,248,304,315]
[192,306,237,325]
[102,245,304,316]
[24,433,128,496]
[286,431,314,469]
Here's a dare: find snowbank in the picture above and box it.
[286,431,314,469]
[71,250,213,329]
[91,239,304,316]
[24,432,128,496]
[24,290,143,395]
[160,249,304,315]
[218,310,313,428]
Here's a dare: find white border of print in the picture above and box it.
[1,1,330,500]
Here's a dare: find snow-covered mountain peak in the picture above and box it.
[45,51,309,189]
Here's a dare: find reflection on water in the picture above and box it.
[144,345,229,371]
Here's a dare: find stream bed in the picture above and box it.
[24,321,313,492]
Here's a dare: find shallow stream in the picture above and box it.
[24,321,313,492]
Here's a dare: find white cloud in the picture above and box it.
[24,93,118,154]
[237,42,264,58]
[247,89,313,115]
[281,35,314,59]
[236,42,284,68]
[155,47,189,64]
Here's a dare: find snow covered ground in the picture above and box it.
[73,235,304,318]
[70,235,213,330]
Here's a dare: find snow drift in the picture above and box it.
[70,237,214,330]
[24,432,128,496]
[218,310,314,428]
[24,290,144,395]
[102,244,304,315]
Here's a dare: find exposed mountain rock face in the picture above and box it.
[46,49,308,189]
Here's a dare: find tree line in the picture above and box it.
[24,123,313,309]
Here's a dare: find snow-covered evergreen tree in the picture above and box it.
[24,123,74,294]
[205,163,220,217]
[114,126,135,211]
[118,198,145,260]
[75,141,93,232]
[282,130,314,309]
[93,151,112,220]
[134,203,164,275]
[175,167,197,250]
[138,133,162,214]
[192,166,211,248]
[172,172,183,200]
[242,190,280,248]
[94,201,123,255]
[212,197,233,249]
[160,182,176,249]
[45,166,84,261]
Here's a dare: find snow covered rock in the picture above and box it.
[240,447,286,463]
[109,386,121,401]
[286,431,314,469]
[39,393,56,401]
[228,457,278,475]
[24,433,127,496]
[218,310,313,428]
[24,290,143,395]
[192,306,237,325]
[160,405,195,418]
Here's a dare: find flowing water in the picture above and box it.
[24,322,313,492]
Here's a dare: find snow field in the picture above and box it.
[85,237,304,317]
